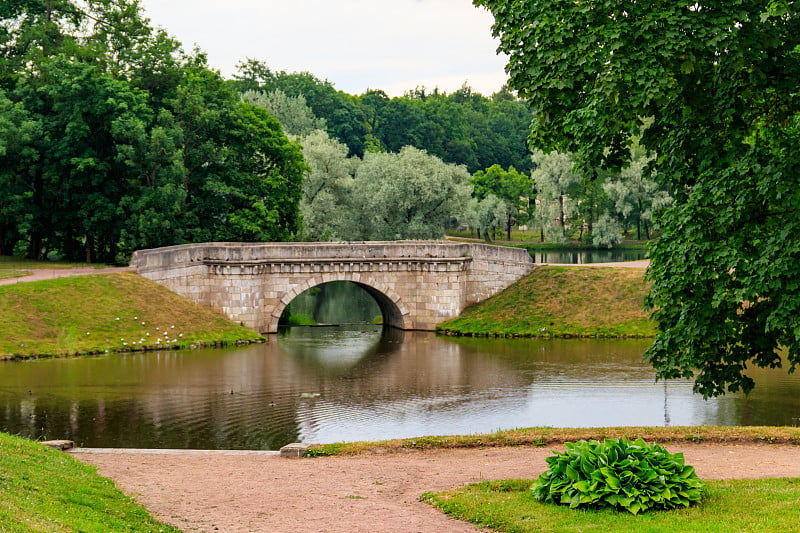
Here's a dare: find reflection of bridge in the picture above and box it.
[130,241,533,333]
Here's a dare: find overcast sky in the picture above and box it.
[137,0,509,97]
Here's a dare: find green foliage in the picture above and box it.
[472,164,531,240]
[233,60,534,174]
[241,88,326,137]
[351,146,473,240]
[283,312,317,326]
[0,272,263,358]
[0,3,305,262]
[298,135,473,241]
[0,432,180,532]
[232,62,368,156]
[473,194,509,242]
[297,130,356,240]
[476,0,800,396]
[437,266,655,338]
[531,151,583,243]
[531,438,705,515]
[426,477,800,533]
[601,139,671,243]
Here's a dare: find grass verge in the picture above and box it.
[422,477,800,533]
[0,272,263,358]
[304,425,800,456]
[0,432,179,532]
[436,265,655,338]
[0,269,29,279]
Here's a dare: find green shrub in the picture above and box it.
[285,312,317,326]
[532,438,705,515]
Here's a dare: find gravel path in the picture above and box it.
[74,443,800,533]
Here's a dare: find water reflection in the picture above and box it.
[531,248,648,264]
[1,327,799,450]
[280,281,381,325]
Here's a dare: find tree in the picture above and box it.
[241,89,326,137]
[165,60,305,245]
[0,90,40,256]
[471,164,531,240]
[476,0,800,396]
[530,150,582,242]
[349,147,472,240]
[297,130,356,240]
[0,2,306,261]
[602,141,672,242]
[232,61,367,156]
[475,194,508,242]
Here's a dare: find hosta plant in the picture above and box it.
[531,438,705,514]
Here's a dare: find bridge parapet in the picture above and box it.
[130,241,532,333]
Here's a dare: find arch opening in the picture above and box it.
[277,280,405,329]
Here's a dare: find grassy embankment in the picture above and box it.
[0,432,179,532]
[0,270,263,359]
[437,265,655,338]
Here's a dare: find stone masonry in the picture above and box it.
[129,241,533,333]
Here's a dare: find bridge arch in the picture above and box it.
[268,274,411,332]
[129,241,533,333]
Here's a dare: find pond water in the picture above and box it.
[1,326,799,450]
[530,248,648,264]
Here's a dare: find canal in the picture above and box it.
[1,325,798,450]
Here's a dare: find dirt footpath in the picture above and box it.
[0,266,134,285]
[74,443,800,533]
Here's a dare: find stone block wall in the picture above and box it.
[130,241,533,333]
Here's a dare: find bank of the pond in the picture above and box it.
[0,432,179,532]
[437,265,655,338]
[437,265,656,338]
[76,433,800,533]
[304,425,800,456]
[0,272,264,359]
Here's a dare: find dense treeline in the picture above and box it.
[0,0,304,262]
[234,60,670,246]
[230,59,534,174]
[0,1,667,262]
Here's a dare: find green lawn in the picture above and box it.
[437,265,655,338]
[0,272,263,358]
[423,477,800,533]
[0,432,180,532]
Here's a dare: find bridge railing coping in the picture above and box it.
[130,241,532,272]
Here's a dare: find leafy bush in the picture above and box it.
[284,312,317,326]
[531,438,705,514]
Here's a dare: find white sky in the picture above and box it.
[137,0,509,97]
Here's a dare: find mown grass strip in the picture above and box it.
[422,478,800,533]
[437,265,655,338]
[0,272,263,358]
[305,426,800,456]
[0,432,179,532]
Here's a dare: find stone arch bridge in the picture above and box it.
[130,241,533,333]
